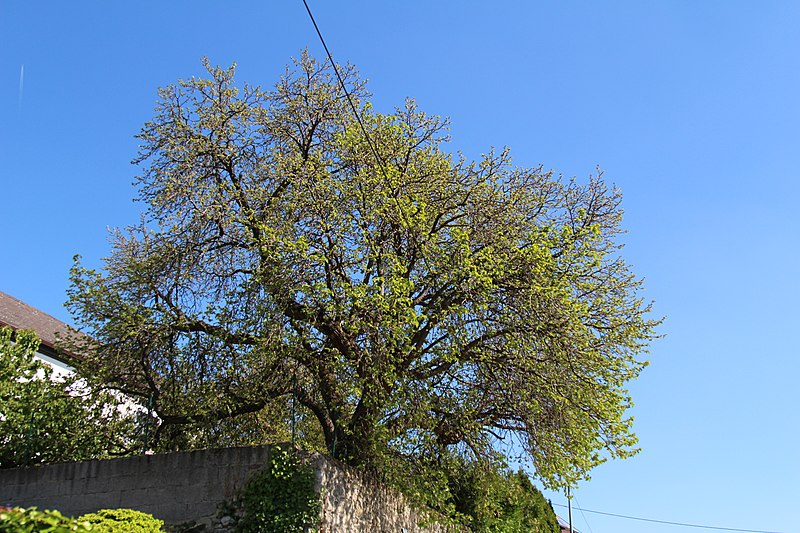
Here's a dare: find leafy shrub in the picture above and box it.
[236,445,320,533]
[78,509,165,532]
[390,453,560,533]
[0,327,136,469]
[0,506,93,532]
[450,467,560,533]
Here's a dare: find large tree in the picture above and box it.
[68,53,658,487]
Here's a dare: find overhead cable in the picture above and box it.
[300,0,389,176]
[299,0,420,243]
[551,503,787,533]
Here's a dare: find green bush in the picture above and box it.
[449,467,560,533]
[0,327,137,469]
[78,509,164,533]
[390,454,560,533]
[236,446,320,533]
[0,506,93,532]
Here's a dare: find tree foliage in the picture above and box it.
[0,327,134,468]
[68,53,659,487]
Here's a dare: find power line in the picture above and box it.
[551,503,787,533]
[299,0,419,242]
[300,0,390,177]
[573,495,595,533]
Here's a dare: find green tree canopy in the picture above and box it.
[0,327,134,468]
[68,53,658,487]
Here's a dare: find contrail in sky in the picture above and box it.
[18,64,24,109]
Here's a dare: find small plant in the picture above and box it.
[236,446,320,533]
[0,506,93,532]
[78,509,165,532]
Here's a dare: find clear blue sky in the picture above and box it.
[2,2,798,532]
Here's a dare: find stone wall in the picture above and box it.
[0,445,460,532]
[312,453,457,533]
[0,446,271,527]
